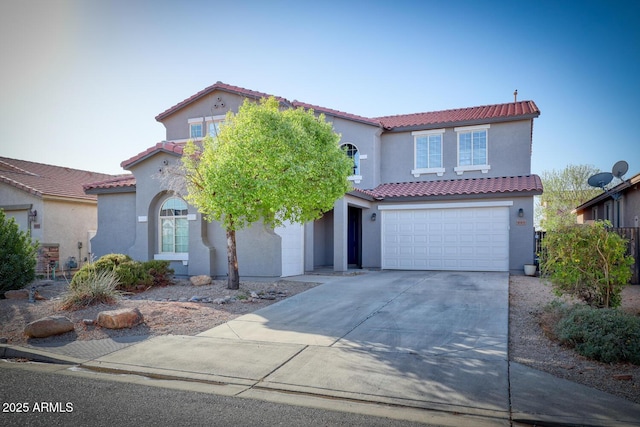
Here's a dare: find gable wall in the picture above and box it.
[161,91,247,141]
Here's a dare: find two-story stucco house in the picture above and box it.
[85,82,543,277]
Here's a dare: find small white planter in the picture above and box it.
[524,264,537,276]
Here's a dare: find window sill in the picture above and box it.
[154,253,188,262]
[348,175,362,184]
[411,167,445,177]
[454,165,491,175]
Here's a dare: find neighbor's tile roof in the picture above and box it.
[155,82,291,122]
[375,101,540,129]
[120,141,185,169]
[83,174,137,193]
[0,157,119,201]
[366,175,543,199]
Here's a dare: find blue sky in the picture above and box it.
[1,0,638,179]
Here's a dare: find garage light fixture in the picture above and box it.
[518,208,524,218]
[371,213,377,221]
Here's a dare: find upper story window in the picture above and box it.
[188,118,204,139]
[411,129,445,177]
[341,143,362,184]
[206,114,226,138]
[160,197,189,253]
[454,124,491,175]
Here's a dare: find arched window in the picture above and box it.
[160,197,188,253]
[341,143,360,176]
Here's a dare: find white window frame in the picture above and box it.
[454,124,491,175]
[411,129,445,177]
[156,197,189,262]
[341,143,362,184]
[205,114,226,138]
[188,117,204,140]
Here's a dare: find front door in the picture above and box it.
[347,206,362,267]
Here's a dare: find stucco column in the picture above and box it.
[304,221,314,272]
[333,198,348,272]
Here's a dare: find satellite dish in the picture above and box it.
[612,160,629,179]
[588,172,613,189]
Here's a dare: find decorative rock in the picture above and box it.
[250,291,259,299]
[24,316,74,338]
[96,307,143,329]
[82,319,95,326]
[4,289,46,300]
[190,275,212,286]
[5,289,29,299]
[613,374,633,381]
[0,337,8,344]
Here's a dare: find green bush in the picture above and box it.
[61,269,122,310]
[0,210,38,294]
[554,304,640,364]
[142,260,174,287]
[70,254,173,292]
[541,221,634,308]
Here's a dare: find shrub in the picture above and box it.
[541,221,634,308]
[70,254,173,292]
[554,304,640,365]
[115,261,153,291]
[0,210,38,294]
[60,269,122,310]
[142,260,174,287]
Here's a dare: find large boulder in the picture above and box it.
[96,307,143,329]
[4,289,46,300]
[190,275,212,286]
[24,316,74,338]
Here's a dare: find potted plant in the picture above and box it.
[524,264,537,276]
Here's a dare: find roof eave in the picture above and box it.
[383,113,540,133]
[121,148,182,170]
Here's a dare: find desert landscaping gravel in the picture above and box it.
[1,274,639,404]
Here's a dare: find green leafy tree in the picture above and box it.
[538,164,603,230]
[541,221,634,308]
[182,97,353,289]
[0,209,38,294]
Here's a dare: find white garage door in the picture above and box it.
[275,221,304,277]
[381,204,509,272]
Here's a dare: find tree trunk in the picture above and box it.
[226,227,240,290]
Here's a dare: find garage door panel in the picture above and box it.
[382,206,509,272]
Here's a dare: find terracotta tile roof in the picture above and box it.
[291,101,382,127]
[375,101,540,130]
[83,174,136,193]
[0,157,119,201]
[155,81,292,122]
[366,175,543,200]
[120,141,185,169]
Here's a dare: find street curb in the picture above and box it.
[0,343,85,365]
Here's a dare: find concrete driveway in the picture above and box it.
[199,270,510,420]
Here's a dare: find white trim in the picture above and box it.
[348,175,362,184]
[187,117,204,124]
[204,114,226,121]
[187,213,197,221]
[454,164,491,175]
[138,216,148,223]
[359,154,368,160]
[154,253,189,261]
[378,201,514,211]
[454,124,490,132]
[411,167,445,177]
[411,128,446,136]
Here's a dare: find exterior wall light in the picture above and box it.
[518,208,524,218]
[371,212,377,221]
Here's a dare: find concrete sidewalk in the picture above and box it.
[2,271,640,426]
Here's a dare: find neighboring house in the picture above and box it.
[575,172,640,228]
[85,82,543,277]
[0,157,121,275]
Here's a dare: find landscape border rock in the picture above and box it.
[24,315,74,338]
[96,307,144,329]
